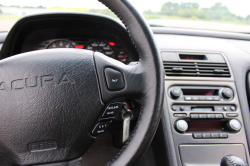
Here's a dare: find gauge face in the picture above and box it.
[85,41,114,57]
[47,40,74,49]
[117,50,130,64]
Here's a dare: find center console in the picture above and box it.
[162,51,249,166]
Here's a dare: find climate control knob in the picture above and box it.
[227,119,241,131]
[170,87,182,99]
[221,88,234,99]
[175,120,188,132]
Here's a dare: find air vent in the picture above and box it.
[164,62,231,77]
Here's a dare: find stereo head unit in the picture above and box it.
[168,86,234,101]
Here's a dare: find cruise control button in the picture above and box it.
[193,133,202,138]
[92,121,112,135]
[211,133,219,138]
[215,114,224,119]
[104,68,125,90]
[102,102,122,118]
[199,114,207,119]
[219,133,228,138]
[207,114,215,119]
[202,133,211,138]
[191,114,199,119]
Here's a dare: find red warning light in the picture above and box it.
[109,42,115,46]
[75,45,84,49]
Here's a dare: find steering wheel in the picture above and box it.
[0,0,164,165]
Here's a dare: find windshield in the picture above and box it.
[0,0,249,33]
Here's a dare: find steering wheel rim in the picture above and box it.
[0,0,164,165]
[96,1,164,165]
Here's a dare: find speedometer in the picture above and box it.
[47,40,74,49]
[85,41,114,57]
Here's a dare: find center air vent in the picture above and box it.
[164,62,231,77]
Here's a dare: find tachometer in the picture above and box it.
[85,41,114,57]
[117,50,130,64]
[47,40,74,49]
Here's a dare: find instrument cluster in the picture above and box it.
[37,39,132,64]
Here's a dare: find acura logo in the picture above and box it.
[0,73,75,92]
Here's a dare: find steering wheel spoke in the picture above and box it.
[94,52,145,103]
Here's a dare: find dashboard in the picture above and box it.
[1,12,250,166]
[1,13,139,64]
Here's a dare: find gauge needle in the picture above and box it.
[119,55,128,61]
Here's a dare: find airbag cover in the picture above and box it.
[0,49,103,165]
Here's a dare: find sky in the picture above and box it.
[1,0,250,17]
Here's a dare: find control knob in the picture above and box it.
[221,88,234,99]
[170,87,182,99]
[227,119,241,131]
[175,120,188,132]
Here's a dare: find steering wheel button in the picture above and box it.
[104,68,125,90]
[102,102,122,118]
[92,121,112,135]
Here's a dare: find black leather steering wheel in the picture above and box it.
[0,0,164,165]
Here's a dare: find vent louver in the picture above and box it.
[164,62,231,77]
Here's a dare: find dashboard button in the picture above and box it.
[191,114,199,119]
[215,114,224,119]
[172,106,177,111]
[226,113,238,117]
[174,113,187,117]
[199,96,206,101]
[192,96,199,100]
[215,106,223,111]
[213,96,220,101]
[202,133,211,138]
[207,114,215,119]
[102,102,122,118]
[184,96,192,101]
[104,68,125,90]
[180,106,185,111]
[223,106,228,111]
[211,133,219,138]
[206,96,213,100]
[219,133,228,138]
[193,133,202,138]
[199,114,207,119]
[230,106,236,111]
